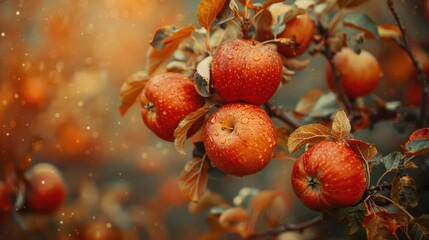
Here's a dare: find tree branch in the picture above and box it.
[387,0,428,127]
[264,102,301,130]
[246,214,324,239]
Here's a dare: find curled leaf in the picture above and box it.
[194,56,213,97]
[405,139,429,157]
[295,88,323,116]
[179,157,209,202]
[391,175,418,208]
[346,139,377,162]
[174,104,210,154]
[343,13,379,39]
[377,24,402,41]
[263,0,284,9]
[197,0,228,29]
[218,207,249,237]
[287,123,331,153]
[119,71,149,116]
[163,24,196,45]
[331,110,351,140]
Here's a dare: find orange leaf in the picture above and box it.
[377,24,402,41]
[146,43,180,75]
[331,110,351,140]
[363,211,408,240]
[197,0,228,29]
[119,71,149,116]
[287,123,331,153]
[346,139,377,162]
[163,24,196,45]
[178,157,209,202]
[188,191,227,214]
[218,207,249,237]
[295,88,323,116]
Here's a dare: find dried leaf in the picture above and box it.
[217,0,238,25]
[343,13,380,39]
[218,207,249,237]
[178,157,209,202]
[263,0,284,9]
[163,24,196,45]
[275,127,289,151]
[405,139,429,157]
[197,0,228,29]
[408,216,429,240]
[346,139,377,162]
[281,66,295,84]
[337,0,370,9]
[150,25,176,50]
[381,152,403,171]
[295,88,323,116]
[146,43,181,75]
[119,71,149,116]
[188,191,227,214]
[287,123,331,153]
[283,58,311,71]
[194,56,212,97]
[363,211,408,240]
[283,7,306,24]
[331,110,351,140]
[377,24,402,41]
[335,203,366,236]
[174,104,210,154]
[250,190,282,213]
[391,175,418,208]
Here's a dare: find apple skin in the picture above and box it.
[203,102,276,176]
[210,39,283,105]
[140,72,206,141]
[291,141,367,211]
[326,47,381,98]
[24,163,67,214]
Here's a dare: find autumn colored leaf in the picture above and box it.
[381,152,403,171]
[194,56,212,97]
[346,139,378,162]
[237,0,254,9]
[391,175,418,208]
[119,71,149,116]
[338,0,371,9]
[197,0,228,30]
[408,216,429,240]
[283,58,311,71]
[343,13,380,39]
[295,88,323,116]
[377,24,402,41]
[263,0,284,9]
[188,191,227,214]
[216,0,238,25]
[179,157,209,202]
[150,25,177,49]
[287,123,331,153]
[249,190,288,229]
[363,211,408,240]
[331,110,352,140]
[163,24,196,45]
[174,104,210,154]
[218,207,249,237]
[275,127,289,151]
[283,7,306,24]
[146,42,181,75]
[335,203,366,236]
[405,139,429,157]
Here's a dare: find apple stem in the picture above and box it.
[387,0,428,128]
[264,102,301,130]
[245,214,324,239]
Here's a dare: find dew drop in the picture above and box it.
[221,139,226,144]
[252,55,260,61]
[241,110,245,115]
[259,121,264,125]
[241,117,249,124]
[227,54,233,60]
[210,117,216,124]
[178,96,185,101]
[267,137,272,143]
[162,111,167,115]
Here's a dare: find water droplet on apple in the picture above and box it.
[162,111,167,115]
[241,110,245,115]
[253,55,260,61]
[259,121,264,125]
[267,137,272,143]
[179,96,185,101]
[241,117,249,124]
[227,54,233,60]
[210,117,216,124]
[221,139,226,144]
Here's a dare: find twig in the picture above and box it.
[264,102,301,130]
[316,20,353,115]
[367,183,393,195]
[387,0,428,127]
[246,214,324,239]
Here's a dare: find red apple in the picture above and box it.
[210,39,283,105]
[140,72,206,141]
[291,141,367,211]
[326,47,381,98]
[203,103,276,176]
[24,163,67,214]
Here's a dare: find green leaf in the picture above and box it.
[391,175,418,208]
[409,215,429,240]
[194,56,212,97]
[335,203,366,236]
[343,13,380,40]
[337,0,371,9]
[405,139,429,156]
[381,152,403,171]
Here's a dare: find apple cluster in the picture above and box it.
[139,36,288,176]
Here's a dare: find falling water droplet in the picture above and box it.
[241,117,249,124]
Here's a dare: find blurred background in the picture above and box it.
[0,0,428,239]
